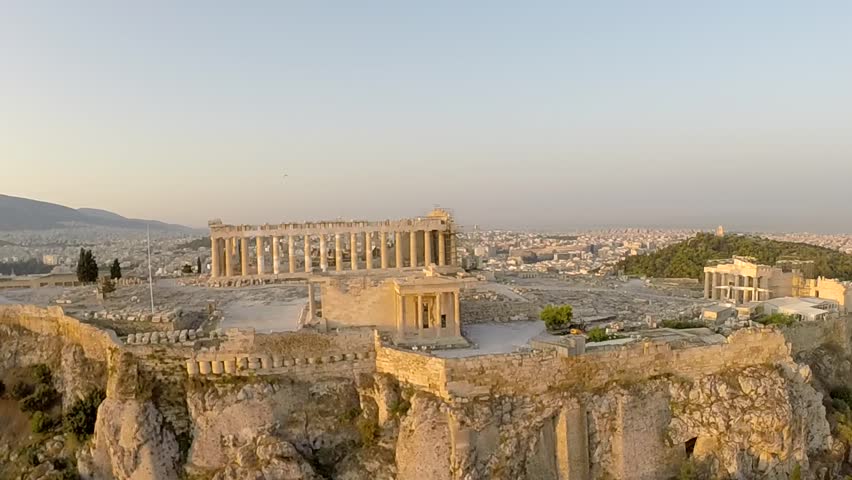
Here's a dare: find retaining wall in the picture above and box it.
[0,304,122,360]
[376,327,791,400]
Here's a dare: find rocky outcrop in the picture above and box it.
[395,392,453,480]
[210,430,321,480]
[77,398,180,480]
[667,364,831,479]
[185,377,364,477]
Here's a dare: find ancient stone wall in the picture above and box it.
[0,304,122,361]
[459,297,540,323]
[376,327,791,401]
[320,277,396,330]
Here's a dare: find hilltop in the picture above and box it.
[0,194,196,232]
[619,232,852,281]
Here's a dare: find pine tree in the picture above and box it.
[110,259,122,280]
[197,257,202,274]
[76,249,99,283]
[76,248,86,282]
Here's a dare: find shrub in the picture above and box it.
[389,399,411,417]
[586,327,616,343]
[11,381,34,399]
[0,379,5,396]
[356,417,378,446]
[21,383,59,413]
[63,389,105,439]
[540,304,573,331]
[32,364,52,385]
[756,313,796,327]
[791,463,802,480]
[31,411,56,433]
[831,386,852,408]
[661,319,705,329]
[678,460,697,480]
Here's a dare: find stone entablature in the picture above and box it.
[208,209,459,279]
[210,217,451,237]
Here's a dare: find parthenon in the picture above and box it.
[208,209,458,279]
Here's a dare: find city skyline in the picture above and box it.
[2,1,851,232]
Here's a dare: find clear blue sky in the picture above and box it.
[2,1,851,232]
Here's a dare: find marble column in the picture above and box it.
[454,291,461,336]
[365,232,373,270]
[240,238,248,276]
[424,230,432,266]
[307,283,315,320]
[304,235,312,273]
[211,237,221,277]
[288,235,296,274]
[224,238,234,277]
[704,272,712,299]
[449,234,457,266]
[272,236,280,274]
[256,237,265,275]
[417,294,423,336]
[380,231,388,269]
[319,235,328,272]
[409,231,418,268]
[350,232,359,271]
[437,232,446,266]
[395,232,403,269]
[335,234,343,272]
[435,293,442,338]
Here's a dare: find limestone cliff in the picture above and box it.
[2,306,852,480]
[77,398,181,480]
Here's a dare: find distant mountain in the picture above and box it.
[0,194,197,232]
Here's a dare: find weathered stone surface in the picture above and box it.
[395,393,452,480]
[78,398,180,480]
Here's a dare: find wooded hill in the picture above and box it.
[618,233,852,281]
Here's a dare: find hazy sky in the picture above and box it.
[1,2,851,232]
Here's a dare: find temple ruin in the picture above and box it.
[208,209,458,278]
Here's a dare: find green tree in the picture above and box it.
[99,278,116,294]
[110,259,122,279]
[181,264,193,274]
[76,248,99,283]
[197,257,202,274]
[63,389,105,440]
[540,304,573,331]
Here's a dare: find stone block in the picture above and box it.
[188,329,196,340]
[283,359,294,367]
[237,357,248,370]
[198,361,212,375]
[224,359,237,374]
[260,356,271,369]
[248,358,260,369]
[272,355,283,368]
[186,360,200,376]
[211,361,224,375]
[140,333,151,345]
[179,330,188,343]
